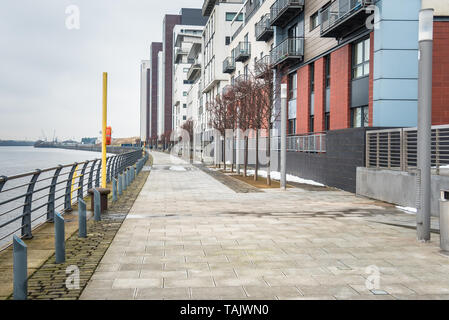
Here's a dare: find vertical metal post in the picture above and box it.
[417,8,434,241]
[95,160,101,188]
[77,161,89,200]
[54,212,65,264]
[365,132,370,168]
[47,166,62,222]
[436,129,440,175]
[280,83,287,190]
[78,198,87,238]
[400,129,405,171]
[64,164,77,212]
[88,159,98,190]
[22,170,41,239]
[13,235,27,300]
[118,174,123,196]
[387,132,391,169]
[93,189,101,221]
[0,175,7,192]
[112,178,118,202]
[376,134,380,168]
[106,157,112,183]
[102,72,108,188]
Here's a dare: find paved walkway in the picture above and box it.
[81,152,449,300]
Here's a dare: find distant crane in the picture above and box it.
[40,129,47,142]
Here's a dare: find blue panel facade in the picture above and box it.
[372,0,420,127]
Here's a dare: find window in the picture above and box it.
[324,55,331,131]
[310,63,315,93]
[288,72,297,100]
[352,38,370,79]
[183,115,187,121]
[325,112,330,131]
[309,116,315,133]
[288,119,296,135]
[225,36,231,45]
[325,55,331,89]
[183,91,187,96]
[183,68,189,73]
[310,11,320,31]
[309,63,315,133]
[183,104,187,109]
[351,106,369,128]
[226,12,243,22]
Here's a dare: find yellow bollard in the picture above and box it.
[101,72,108,188]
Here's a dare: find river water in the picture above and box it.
[0,146,108,249]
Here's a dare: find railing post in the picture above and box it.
[404,131,409,171]
[0,175,7,192]
[106,157,112,183]
[365,132,370,168]
[88,159,98,190]
[400,129,405,171]
[22,169,41,239]
[93,189,101,222]
[77,161,89,200]
[47,166,63,222]
[95,160,101,188]
[112,178,118,202]
[55,212,65,264]
[118,174,123,196]
[64,164,77,212]
[13,235,27,300]
[78,198,87,238]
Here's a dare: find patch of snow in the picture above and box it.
[169,166,187,172]
[396,206,417,214]
[246,169,325,187]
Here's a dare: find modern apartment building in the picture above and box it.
[268,0,449,135]
[202,0,244,137]
[172,25,204,131]
[139,60,151,144]
[149,42,163,142]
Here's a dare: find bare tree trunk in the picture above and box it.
[231,136,235,173]
[244,136,248,177]
[254,129,259,181]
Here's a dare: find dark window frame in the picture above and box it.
[352,37,370,80]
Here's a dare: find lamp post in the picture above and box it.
[417,8,434,242]
[280,83,287,190]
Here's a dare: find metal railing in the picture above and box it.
[255,55,271,77]
[235,73,250,84]
[235,42,251,62]
[366,125,449,173]
[270,0,304,25]
[255,14,273,41]
[285,133,326,153]
[270,37,304,67]
[0,149,143,249]
[320,0,373,35]
[223,56,236,74]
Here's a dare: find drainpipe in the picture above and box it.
[416,7,434,241]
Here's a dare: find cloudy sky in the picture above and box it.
[0,0,203,141]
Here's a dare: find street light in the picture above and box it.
[417,8,434,242]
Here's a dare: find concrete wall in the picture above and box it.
[357,167,449,217]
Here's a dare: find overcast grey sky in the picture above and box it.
[0,0,204,141]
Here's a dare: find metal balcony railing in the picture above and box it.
[320,0,373,37]
[235,73,250,84]
[366,125,449,174]
[255,14,274,42]
[270,37,304,67]
[223,57,236,74]
[270,0,304,27]
[0,149,144,249]
[255,55,271,78]
[234,42,251,62]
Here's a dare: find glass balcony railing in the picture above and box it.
[270,37,304,67]
[234,42,251,62]
[255,14,274,42]
[222,57,236,74]
[320,0,373,38]
[270,0,304,28]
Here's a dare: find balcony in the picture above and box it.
[270,0,304,28]
[254,55,271,78]
[255,14,274,42]
[234,73,249,84]
[174,47,187,64]
[234,42,251,62]
[320,0,374,38]
[202,0,216,17]
[187,61,201,81]
[223,57,236,74]
[270,37,304,68]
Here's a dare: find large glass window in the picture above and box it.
[351,106,369,128]
[288,119,296,135]
[288,73,297,100]
[226,12,244,21]
[309,63,315,133]
[352,38,370,79]
[310,11,320,31]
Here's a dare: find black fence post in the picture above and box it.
[47,165,63,222]
[88,159,98,190]
[22,170,41,239]
[64,163,77,212]
[106,157,112,183]
[95,160,101,188]
[78,161,89,200]
[0,175,8,192]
